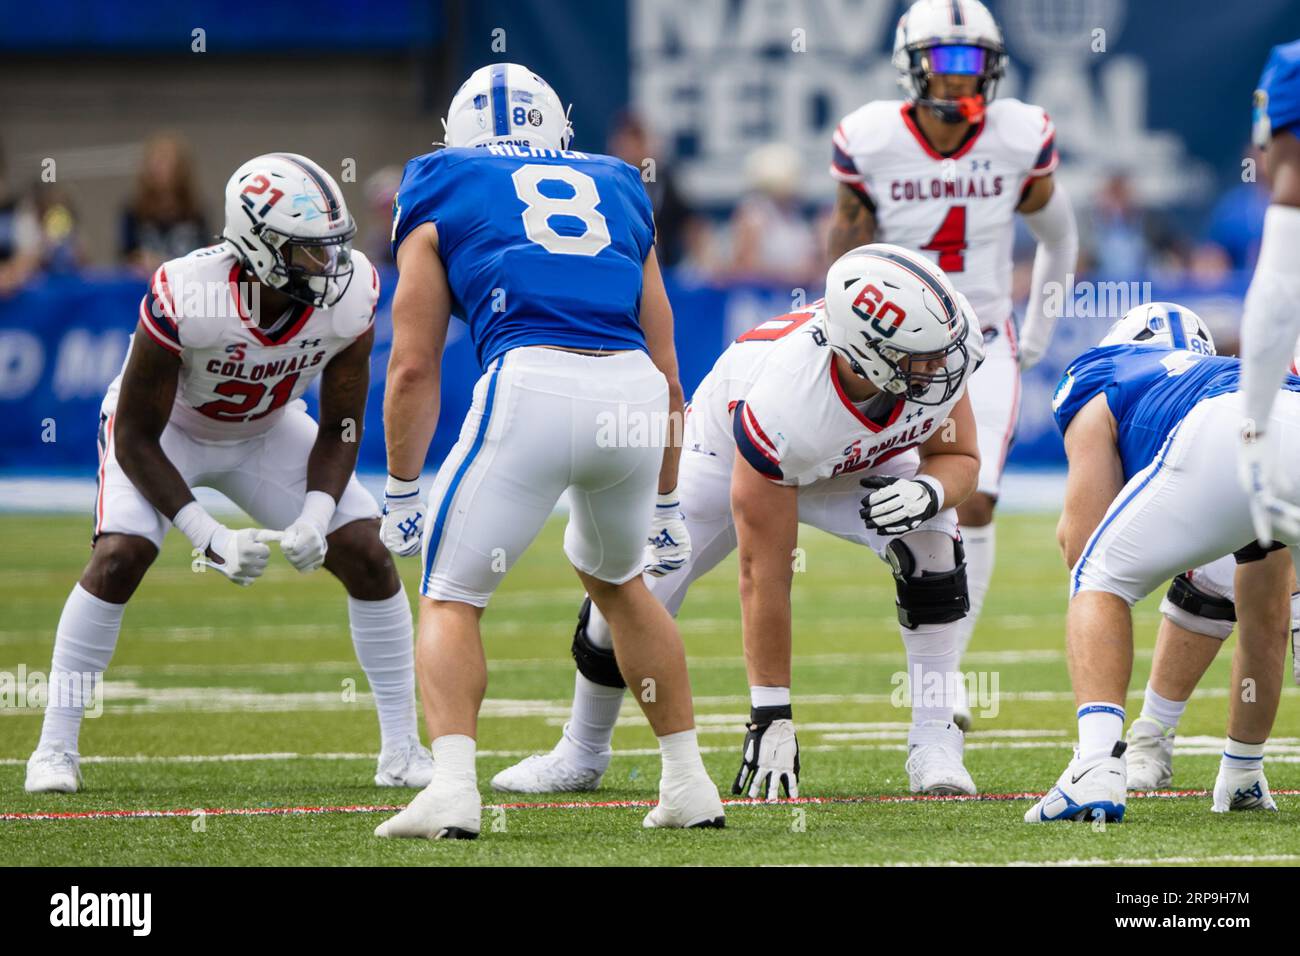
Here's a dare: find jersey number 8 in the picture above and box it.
[511,164,611,257]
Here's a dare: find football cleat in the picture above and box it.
[1124,717,1175,790]
[952,678,972,732]
[24,742,82,794]
[374,771,481,840]
[1212,764,1278,812]
[905,720,977,795]
[643,770,726,829]
[489,725,609,793]
[374,734,435,788]
[1024,742,1127,823]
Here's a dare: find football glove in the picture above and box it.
[1236,421,1300,548]
[279,491,335,573]
[205,527,279,586]
[644,491,691,576]
[859,475,943,535]
[380,475,425,558]
[732,705,800,801]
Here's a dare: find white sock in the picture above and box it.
[901,621,961,725]
[431,734,476,779]
[1139,683,1186,731]
[954,523,995,658]
[347,587,418,750]
[38,584,124,752]
[1078,702,1125,762]
[586,600,613,650]
[562,672,624,759]
[657,728,705,777]
[1221,737,1265,772]
[750,685,791,709]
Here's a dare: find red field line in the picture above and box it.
[6,787,1295,823]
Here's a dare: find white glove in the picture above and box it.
[206,526,279,586]
[280,491,335,573]
[380,475,425,558]
[1212,764,1277,812]
[732,710,800,801]
[859,475,943,535]
[1018,339,1046,372]
[1236,421,1300,548]
[644,491,691,576]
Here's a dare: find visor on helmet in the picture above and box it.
[921,44,988,75]
[266,226,356,309]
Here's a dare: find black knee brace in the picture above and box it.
[570,597,626,689]
[1165,573,1236,622]
[884,537,969,630]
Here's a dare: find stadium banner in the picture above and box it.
[0,269,1250,477]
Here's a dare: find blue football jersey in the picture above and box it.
[1051,344,1300,480]
[392,144,656,369]
[1254,39,1300,147]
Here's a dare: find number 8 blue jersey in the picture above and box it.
[392,144,656,369]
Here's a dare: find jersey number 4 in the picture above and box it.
[511,165,611,256]
[922,206,967,272]
[197,373,300,422]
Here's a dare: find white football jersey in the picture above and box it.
[831,98,1057,330]
[104,243,379,442]
[685,302,980,487]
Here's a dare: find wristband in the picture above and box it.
[915,475,945,512]
[385,475,421,499]
[173,501,220,551]
[299,490,336,532]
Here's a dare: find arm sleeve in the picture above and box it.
[732,399,787,482]
[1240,203,1300,431]
[1019,182,1079,365]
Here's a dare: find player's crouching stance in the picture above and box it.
[1027,304,1299,823]
[373,64,723,839]
[24,153,432,794]
[494,244,986,799]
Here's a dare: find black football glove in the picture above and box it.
[732,705,800,800]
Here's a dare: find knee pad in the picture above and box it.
[1159,573,1235,641]
[885,536,969,630]
[570,597,626,689]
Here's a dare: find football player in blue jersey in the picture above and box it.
[373,64,723,839]
[1238,40,1300,544]
[1026,303,1300,823]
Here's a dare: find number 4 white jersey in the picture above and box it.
[103,243,379,442]
[831,98,1057,330]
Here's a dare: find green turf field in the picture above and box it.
[2,513,1298,866]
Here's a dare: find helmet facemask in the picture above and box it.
[906,42,1005,124]
[260,225,356,310]
[835,316,971,407]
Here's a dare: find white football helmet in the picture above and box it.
[443,63,573,151]
[892,0,1007,124]
[223,153,356,309]
[823,243,978,406]
[1099,302,1216,355]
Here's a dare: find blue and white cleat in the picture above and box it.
[1212,764,1278,812]
[1024,742,1127,823]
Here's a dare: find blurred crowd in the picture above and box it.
[0,118,1272,298]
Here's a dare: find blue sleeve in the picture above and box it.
[1051,352,1112,437]
[1255,40,1300,146]
[391,153,447,259]
[732,400,785,481]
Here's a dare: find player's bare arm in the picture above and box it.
[311,325,374,501]
[112,323,191,521]
[827,183,877,260]
[915,389,980,509]
[1056,393,1122,569]
[1266,129,1300,207]
[730,450,799,688]
[639,247,685,495]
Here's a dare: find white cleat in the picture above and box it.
[489,726,609,793]
[25,743,82,793]
[374,734,435,788]
[1025,743,1127,823]
[1212,764,1278,812]
[952,677,972,732]
[906,720,977,796]
[643,770,726,829]
[374,771,481,840]
[1124,717,1175,790]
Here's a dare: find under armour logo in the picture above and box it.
[398,516,421,541]
[970,159,991,171]
[299,338,322,348]
[906,409,925,422]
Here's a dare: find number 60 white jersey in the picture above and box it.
[103,243,379,442]
[831,98,1057,331]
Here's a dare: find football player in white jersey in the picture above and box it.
[24,153,433,794]
[828,0,1078,729]
[493,243,987,798]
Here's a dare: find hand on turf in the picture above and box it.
[204,527,278,586]
[732,707,800,801]
[381,476,424,558]
[859,476,942,535]
[644,491,691,576]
